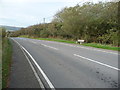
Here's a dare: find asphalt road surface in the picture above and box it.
[11,37,119,88]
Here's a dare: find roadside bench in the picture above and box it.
[76,40,85,44]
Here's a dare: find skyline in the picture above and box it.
[0,0,112,27]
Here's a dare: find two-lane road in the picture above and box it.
[11,37,119,88]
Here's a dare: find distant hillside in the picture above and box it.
[0,25,22,31]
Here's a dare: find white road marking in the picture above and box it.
[19,38,118,55]
[28,40,59,50]
[22,48,45,89]
[41,44,59,50]
[61,43,118,55]
[12,39,55,89]
[75,46,118,55]
[74,54,120,71]
[31,41,37,44]
[39,40,118,55]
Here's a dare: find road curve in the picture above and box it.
[11,37,119,88]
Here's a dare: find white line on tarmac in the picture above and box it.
[12,39,55,89]
[74,54,120,71]
[41,44,59,50]
[22,48,45,89]
[61,43,118,55]
[28,40,59,50]
[40,40,118,55]
[19,38,118,55]
[31,41,37,44]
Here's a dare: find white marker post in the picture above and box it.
[77,40,85,44]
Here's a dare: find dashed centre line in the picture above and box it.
[30,40,59,50]
[39,40,118,55]
[31,41,37,44]
[41,44,59,50]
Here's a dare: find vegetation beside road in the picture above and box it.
[82,43,120,51]
[10,2,119,48]
[20,35,75,44]
[1,28,12,88]
[7,2,119,51]
[20,35,120,51]
[0,29,2,89]
[2,38,12,88]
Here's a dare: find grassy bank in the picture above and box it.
[2,38,12,88]
[82,43,119,51]
[36,38,75,44]
[20,35,120,51]
[20,35,76,44]
[0,38,2,89]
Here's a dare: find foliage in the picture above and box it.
[0,28,6,38]
[82,43,120,51]
[2,38,12,88]
[10,2,119,46]
[20,35,119,51]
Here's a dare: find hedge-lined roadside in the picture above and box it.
[11,2,119,47]
[2,38,12,88]
[0,38,2,90]
[82,43,119,51]
[20,35,120,51]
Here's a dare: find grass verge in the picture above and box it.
[2,38,12,88]
[0,38,2,90]
[19,35,120,51]
[37,38,75,44]
[82,43,119,51]
[20,35,75,44]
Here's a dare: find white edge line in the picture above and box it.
[63,43,118,55]
[41,40,118,55]
[74,54,120,71]
[19,38,118,55]
[12,39,45,88]
[11,38,55,89]
[22,48,45,89]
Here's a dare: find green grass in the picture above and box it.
[19,35,29,38]
[82,43,120,51]
[37,38,75,44]
[0,38,2,90]
[37,38,119,51]
[20,35,76,44]
[19,35,120,51]
[2,38,12,88]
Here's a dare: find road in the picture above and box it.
[9,39,41,88]
[11,37,119,88]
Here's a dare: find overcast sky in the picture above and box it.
[0,0,112,27]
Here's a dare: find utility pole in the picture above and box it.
[43,18,46,30]
[43,18,45,24]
